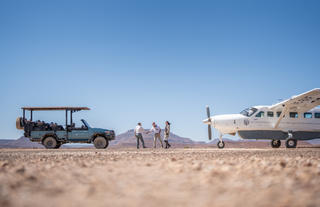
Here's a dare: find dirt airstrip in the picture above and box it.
[0,148,320,207]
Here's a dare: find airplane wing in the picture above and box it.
[270,88,320,112]
[270,88,320,128]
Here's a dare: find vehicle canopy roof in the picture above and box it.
[21,107,90,112]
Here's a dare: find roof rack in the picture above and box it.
[21,107,90,111]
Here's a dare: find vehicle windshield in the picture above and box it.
[240,107,258,117]
[81,119,91,128]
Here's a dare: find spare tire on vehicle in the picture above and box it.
[16,117,24,130]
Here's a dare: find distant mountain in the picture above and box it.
[110,129,206,148]
[0,137,90,149]
[0,137,44,149]
[209,138,313,148]
[0,132,316,149]
[307,139,320,145]
[0,131,205,149]
[209,138,271,148]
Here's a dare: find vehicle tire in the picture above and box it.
[285,138,297,148]
[217,141,225,149]
[42,136,58,149]
[55,142,62,149]
[94,136,109,149]
[271,139,281,148]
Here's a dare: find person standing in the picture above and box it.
[164,121,171,149]
[148,122,163,148]
[134,123,146,149]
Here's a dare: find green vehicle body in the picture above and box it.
[29,119,115,143]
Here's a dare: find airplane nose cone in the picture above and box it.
[203,117,214,125]
[203,118,210,124]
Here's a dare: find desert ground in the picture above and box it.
[0,148,320,207]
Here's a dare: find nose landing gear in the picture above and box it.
[217,134,225,149]
[217,140,225,149]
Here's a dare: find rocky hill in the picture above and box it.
[110,129,206,148]
[0,137,44,148]
[0,130,206,149]
[0,131,316,149]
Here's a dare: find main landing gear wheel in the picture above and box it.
[94,136,109,149]
[42,137,58,149]
[285,138,297,148]
[217,141,225,149]
[271,139,281,148]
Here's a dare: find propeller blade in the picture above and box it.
[206,105,211,118]
[206,105,213,140]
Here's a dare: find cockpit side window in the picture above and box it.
[248,108,258,116]
[255,111,265,118]
[240,107,258,117]
[276,111,282,117]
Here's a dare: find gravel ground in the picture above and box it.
[0,148,320,207]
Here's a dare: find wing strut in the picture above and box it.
[273,105,288,128]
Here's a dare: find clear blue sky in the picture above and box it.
[0,0,319,141]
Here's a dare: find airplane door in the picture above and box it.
[251,111,268,129]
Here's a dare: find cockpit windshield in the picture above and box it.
[240,107,258,117]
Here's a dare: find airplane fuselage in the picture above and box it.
[206,106,320,140]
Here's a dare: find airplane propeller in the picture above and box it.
[206,105,212,140]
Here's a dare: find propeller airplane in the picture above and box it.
[203,88,320,148]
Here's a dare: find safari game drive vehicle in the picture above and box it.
[16,107,115,149]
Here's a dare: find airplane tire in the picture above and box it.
[271,139,281,148]
[285,138,297,148]
[42,137,58,149]
[217,141,225,149]
[94,136,109,149]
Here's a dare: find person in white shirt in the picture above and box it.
[134,123,146,149]
[148,122,163,148]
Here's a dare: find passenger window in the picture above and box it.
[304,113,312,119]
[289,112,298,118]
[276,111,282,117]
[315,113,320,118]
[255,111,265,118]
[267,111,274,117]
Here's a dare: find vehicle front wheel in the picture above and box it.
[271,139,281,148]
[42,137,58,149]
[217,141,225,149]
[93,136,109,149]
[285,138,297,148]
